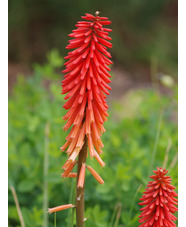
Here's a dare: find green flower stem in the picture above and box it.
[43,122,50,227]
[128,184,142,225]
[149,110,163,176]
[68,179,76,227]
[54,212,56,227]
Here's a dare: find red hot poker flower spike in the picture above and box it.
[139,167,178,227]
[61,13,112,179]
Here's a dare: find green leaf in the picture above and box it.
[45,172,61,183]
[47,49,64,67]
[121,211,130,225]
[8,206,19,221]
[21,207,35,227]
[17,180,35,193]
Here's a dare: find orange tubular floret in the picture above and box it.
[61,161,77,177]
[87,134,95,158]
[67,172,77,178]
[77,163,86,188]
[48,204,75,214]
[94,150,105,167]
[86,165,104,184]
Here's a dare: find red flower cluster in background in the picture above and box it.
[61,12,112,184]
[139,167,178,227]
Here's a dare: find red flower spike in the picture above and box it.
[61,12,112,182]
[138,167,178,227]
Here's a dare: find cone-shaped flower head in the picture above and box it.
[139,167,178,227]
[61,12,112,179]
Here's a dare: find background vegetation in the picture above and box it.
[8,50,178,226]
[8,1,177,226]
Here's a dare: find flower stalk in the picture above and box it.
[76,138,87,227]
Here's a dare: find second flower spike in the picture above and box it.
[138,167,178,227]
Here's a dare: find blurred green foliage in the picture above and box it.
[8,50,178,226]
[8,0,177,75]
